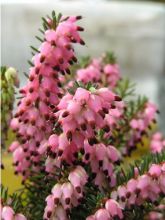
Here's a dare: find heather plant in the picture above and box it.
[1,67,19,148]
[1,11,165,220]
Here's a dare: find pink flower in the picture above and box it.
[48,134,59,151]
[105,199,123,219]
[86,216,96,220]
[117,186,127,202]
[1,206,14,220]
[103,63,120,88]
[1,206,27,220]
[148,164,161,178]
[150,132,165,154]
[8,141,20,152]
[136,175,150,191]
[147,211,163,220]
[55,206,68,220]
[51,183,62,204]
[126,179,138,195]
[95,209,111,220]
[68,171,82,193]
[74,88,90,103]
[14,214,27,220]
[62,182,74,205]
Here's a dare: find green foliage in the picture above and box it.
[1,185,24,214]
[1,185,9,204]
[70,186,104,220]
[78,56,92,68]
[103,51,117,64]
[22,171,57,220]
[108,93,148,152]
[116,151,165,186]
[28,12,63,67]
[67,80,98,95]
[115,78,136,99]
[41,11,62,31]
[125,95,148,119]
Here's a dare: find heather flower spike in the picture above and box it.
[9,12,85,178]
[44,166,88,219]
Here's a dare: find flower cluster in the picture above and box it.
[122,101,158,156]
[150,132,165,154]
[76,58,102,83]
[1,205,26,220]
[103,63,120,88]
[147,211,164,220]
[76,56,120,88]
[46,136,120,189]
[1,67,19,148]
[49,87,123,188]
[87,162,165,220]
[111,162,165,209]
[56,87,123,143]
[9,14,84,178]
[130,102,157,133]
[86,143,120,189]
[146,204,165,220]
[86,199,123,220]
[44,166,88,220]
